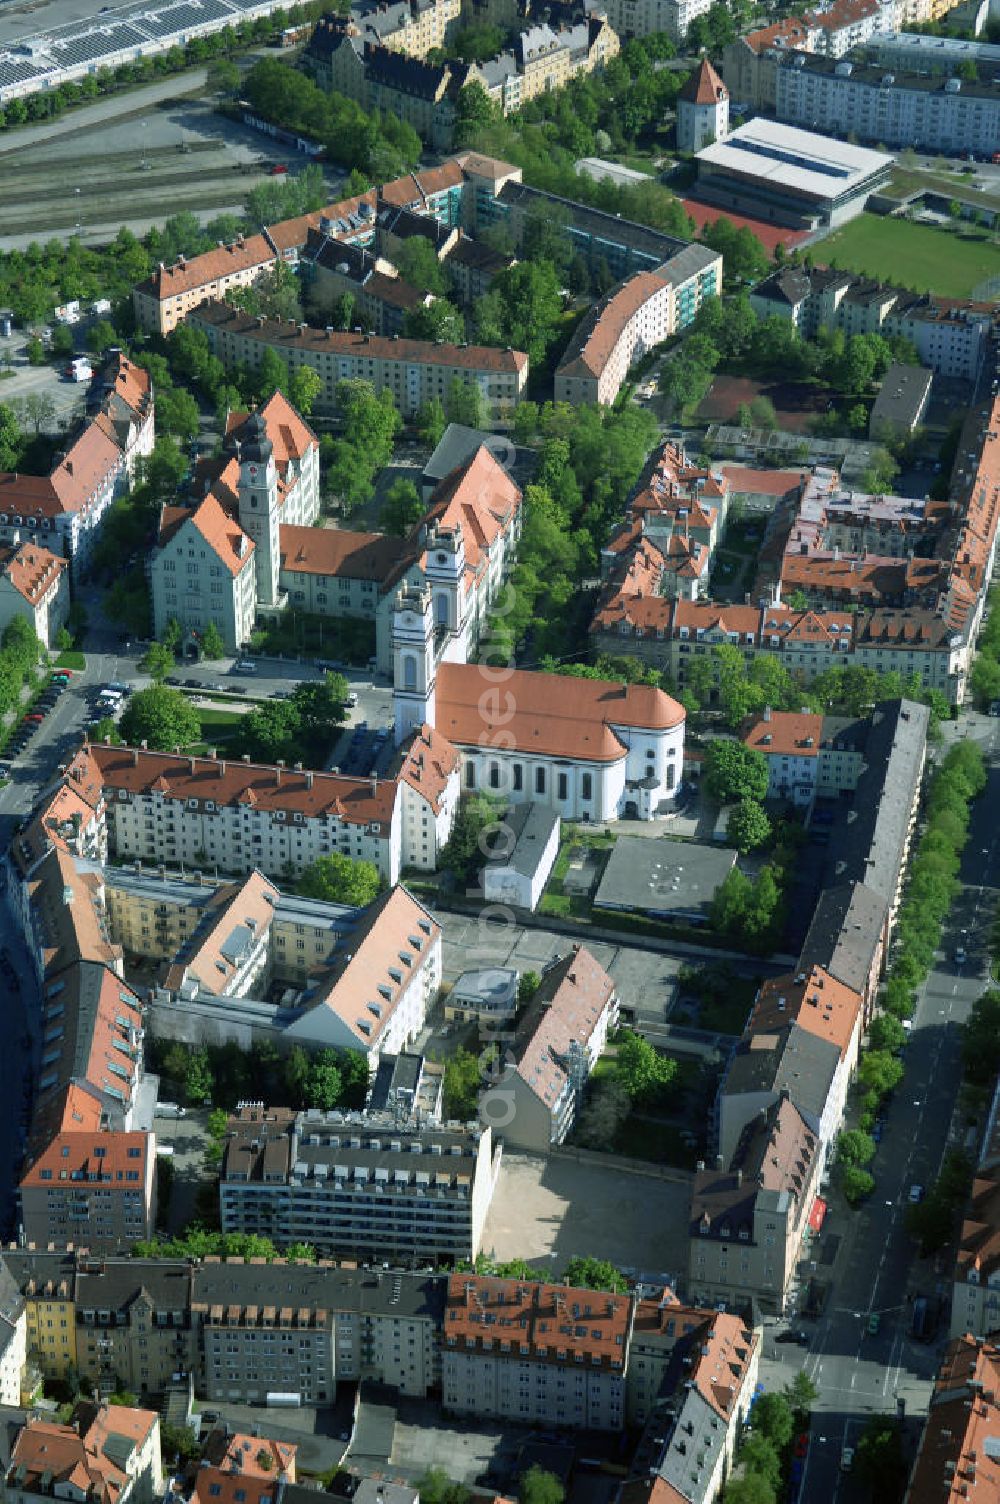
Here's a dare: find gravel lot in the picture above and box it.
[482,1149,690,1284]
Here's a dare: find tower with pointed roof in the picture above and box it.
[677,57,729,154]
[237,411,280,608]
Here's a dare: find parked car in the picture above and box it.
[24,713,44,724]
[868,1312,880,1334]
[909,1184,925,1203]
[841,1448,854,1471]
[793,1433,809,1459]
[184,678,201,688]
[775,1330,808,1345]
[955,946,967,964]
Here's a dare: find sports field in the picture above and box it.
[817,214,1000,298]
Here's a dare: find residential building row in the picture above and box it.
[903,1334,1000,1504]
[773,48,1000,158]
[722,7,968,110]
[553,242,722,406]
[133,152,721,399]
[0,1246,759,1460]
[307,10,620,145]
[691,698,928,1314]
[0,351,154,589]
[593,390,1000,706]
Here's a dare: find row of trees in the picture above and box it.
[0,618,46,742]
[681,640,952,730]
[484,402,659,664]
[149,1034,370,1113]
[726,1372,818,1504]
[969,586,1000,707]
[241,57,421,187]
[662,293,917,426]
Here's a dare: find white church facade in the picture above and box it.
[391,582,686,822]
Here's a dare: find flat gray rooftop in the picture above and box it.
[594,835,735,919]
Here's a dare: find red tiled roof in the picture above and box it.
[278,524,404,582]
[88,743,397,827]
[435,663,684,763]
[0,541,67,605]
[679,57,728,105]
[444,1271,631,1367]
[158,493,254,578]
[20,1129,150,1190]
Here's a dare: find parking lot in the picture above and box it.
[481,1150,691,1282]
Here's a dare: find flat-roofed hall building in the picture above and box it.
[695,119,892,228]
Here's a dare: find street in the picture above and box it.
[757,721,1000,1502]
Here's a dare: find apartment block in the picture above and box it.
[0,354,154,573]
[481,946,618,1152]
[133,236,276,336]
[601,0,713,44]
[0,1262,26,1407]
[85,742,404,884]
[555,247,722,406]
[218,1104,500,1263]
[442,1274,632,1431]
[3,1406,162,1504]
[307,0,462,72]
[951,1077,1000,1340]
[0,541,69,649]
[750,265,991,382]
[70,1263,194,1398]
[191,1261,444,1404]
[689,1097,822,1316]
[19,1131,156,1253]
[190,303,528,420]
[774,49,1000,158]
[904,1336,1000,1504]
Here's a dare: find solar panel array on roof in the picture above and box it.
[0,57,51,85]
[0,0,286,98]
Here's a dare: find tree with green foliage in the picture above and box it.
[415,396,447,449]
[442,1047,482,1121]
[519,1468,565,1504]
[183,1048,213,1106]
[751,1391,794,1449]
[404,299,465,344]
[288,365,322,416]
[561,1257,628,1293]
[235,698,302,763]
[200,622,225,660]
[963,989,1000,1085]
[303,1050,344,1111]
[728,798,771,853]
[474,259,563,367]
[842,1166,875,1203]
[393,237,448,296]
[446,378,485,428]
[140,642,175,684]
[119,685,200,752]
[160,1423,201,1465]
[869,1012,906,1052]
[740,1436,781,1494]
[722,1476,775,1504]
[297,853,381,907]
[416,1469,470,1504]
[838,1129,875,1167]
[854,1416,907,1499]
[704,739,769,804]
[290,672,351,745]
[614,1029,677,1105]
[441,793,503,883]
[784,1369,819,1415]
[382,476,425,536]
[519,970,541,1004]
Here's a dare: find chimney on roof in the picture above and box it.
[735,1168,743,1187]
[131,748,138,766]
[306,772,313,789]
[764,705,772,722]
[371,773,378,797]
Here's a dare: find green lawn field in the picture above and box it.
[816,214,1000,298]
